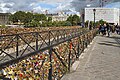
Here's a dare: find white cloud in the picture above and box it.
[41,0,67,4]
[33,6,49,13]
[0,0,72,13]
[0,0,119,13]
[0,3,10,13]
[71,0,120,12]
[30,3,36,7]
[56,2,71,10]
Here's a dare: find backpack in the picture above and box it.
[101,26,105,31]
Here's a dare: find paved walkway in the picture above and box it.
[62,33,120,80]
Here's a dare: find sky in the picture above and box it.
[0,0,120,13]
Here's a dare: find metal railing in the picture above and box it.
[0,28,97,80]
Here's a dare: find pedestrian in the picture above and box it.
[115,23,120,34]
[100,24,106,35]
[81,23,84,28]
[89,24,92,30]
[98,24,102,34]
[106,23,111,37]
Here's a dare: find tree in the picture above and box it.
[9,14,18,23]
[47,21,53,27]
[67,15,80,26]
[33,14,47,22]
[48,17,52,22]
[85,20,89,28]
[25,20,40,27]
[72,14,80,26]
[14,11,26,23]
[24,12,33,23]
[41,22,47,27]
[99,19,106,25]
[0,25,7,28]
[63,21,72,26]
[67,15,73,25]
[40,14,47,21]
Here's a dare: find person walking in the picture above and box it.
[100,24,106,35]
[115,23,120,34]
[106,23,111,37]
[89,24,92,30]
[98,24,102,34]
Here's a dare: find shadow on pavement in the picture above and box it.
[98,34,120,47]
[98,42,120,48]
[109,36,120,39]
[102,41,118,45]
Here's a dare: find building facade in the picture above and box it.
[85,8,120,25]
[46,12,68,22]
[0,13,10,25]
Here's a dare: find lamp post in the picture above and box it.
[93,9,96,29]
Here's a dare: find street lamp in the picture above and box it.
[93,9,96,29]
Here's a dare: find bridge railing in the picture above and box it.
[0,28,87,66]
[0,28,97,80]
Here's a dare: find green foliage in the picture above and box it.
[95,21,100,27]
[72,15,80,25]
[41,22,47,27]
[47,22,53,27]
[90,21,94,26]
[24,12,33,23]
[62,21,72,26]
[99,19,106,25]
[67,15,80,26]
[67,15,73,24]
[33,14,47,22]
[47,17,52,22]
[87,19,107,29]
[14,11,26,23]
[9,11,75,27]
[0,25,7,28]
[85,20,89,28]
[9,14,17,23]
[25,20,40,27]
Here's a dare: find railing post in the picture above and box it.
[57,30,59,42]
[68,40,72,72]
[36,32,38,50]
[77,38,80,58]
[79,37,82,55]
[16,34,19,58]
[49,31,51,46]
[85,35,88,48]
[48,48,52,80]
[63,30,66,40]
[0,29,2,35]
[82,36,85,52]
[87,34,90,45]
[48,30,52,80]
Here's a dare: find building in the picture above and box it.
[119,9,120,25]
[0,13,11,25]
[46,12,68,22]
[85,8,120,25]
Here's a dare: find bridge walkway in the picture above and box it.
[62,33,120,80]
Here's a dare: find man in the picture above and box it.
[106,23,111,37]
[98,24,102,34]
[100,24,106,35]
[115,23,120,34]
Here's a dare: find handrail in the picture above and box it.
[0,28,98,80]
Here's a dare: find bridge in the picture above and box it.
[1,27,120,80]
